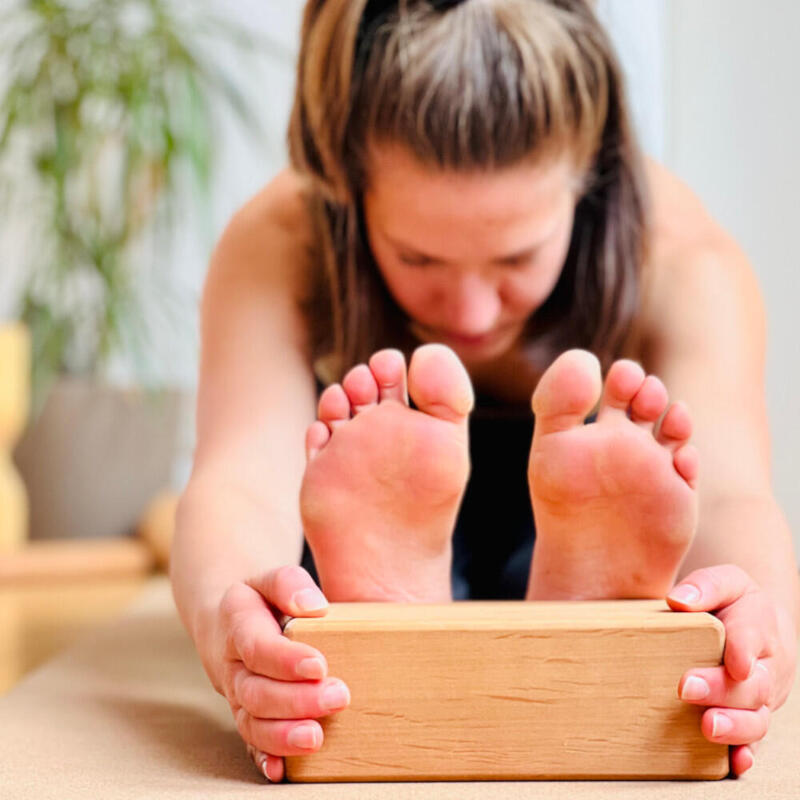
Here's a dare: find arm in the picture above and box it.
[637,161,798,774]
[640,221,799,632]
[170,169,318,649]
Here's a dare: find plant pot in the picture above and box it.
[12,377,184,541]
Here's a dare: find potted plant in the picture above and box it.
[0,0,265,540]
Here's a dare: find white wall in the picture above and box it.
[663,0,800,559]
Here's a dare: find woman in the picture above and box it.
[170,0,799,783]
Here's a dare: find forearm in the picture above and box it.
[679,492,800,635]
[170,475,304,648]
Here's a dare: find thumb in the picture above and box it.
[247,565,330,622]
[666,564,755,613]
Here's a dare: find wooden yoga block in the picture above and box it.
[283,600,727,782]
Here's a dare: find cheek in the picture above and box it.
[503,232,572,311]
[378,264,437,314]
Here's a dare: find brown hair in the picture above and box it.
[289,0,648,380]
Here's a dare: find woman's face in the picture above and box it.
[363,142,581,364]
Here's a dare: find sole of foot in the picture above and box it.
[527,349,698,600]
[300,344,474,603]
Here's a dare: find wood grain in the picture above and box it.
[283,600,727,782]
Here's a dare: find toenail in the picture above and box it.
[681,676,710,701]
[711,712,733,738]
[667,584,701,604]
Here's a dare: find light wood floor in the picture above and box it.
[0,577,148,694]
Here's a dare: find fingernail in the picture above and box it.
[256,753,271,782]
[287,724,319,749]
[712,712,733,738]
[668,584,701,604]
[296,657,326,680]
[747,656,756,679]
[681,675,711,701]
[292,587,329,612]
[322,680,351,711]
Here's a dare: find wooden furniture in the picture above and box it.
[0,323,30,552]
[0,536,154,584]
[0,576,147,694]
[284,600,728,782]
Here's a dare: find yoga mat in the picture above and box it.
[1,577,797,799]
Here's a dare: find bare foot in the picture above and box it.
[527,350,698,600]
[300,344,473,603]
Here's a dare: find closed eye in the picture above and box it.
[498,251,538,268]
[398,252,436,267]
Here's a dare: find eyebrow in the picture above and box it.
[384,234,552,265]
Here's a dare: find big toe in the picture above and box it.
[532,349,602,435]
[407,344,474,424]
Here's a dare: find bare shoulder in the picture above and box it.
[208,167,315,298]
[636,158,765,367]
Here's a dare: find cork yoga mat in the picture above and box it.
[0,577,797,799]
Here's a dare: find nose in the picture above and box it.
[443,273,501,337]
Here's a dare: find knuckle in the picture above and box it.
[278,648,299,679]
[757,707,771,737]
[237,632,258,671]
[234,706,251,741]
[704,567,727,596]
[274,564,308,591]
[221,663,238,701]
[286,686,312,719]
[219,582,249,620]
[237,676,258,714]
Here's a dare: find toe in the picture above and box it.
[305,421,330,461]
[407,344,473,424]
[597,359,646,421]
[532,349,602,435]
[368,349,408,404]
[657,401,693,447]
[318,384,350,431]
[673,443,699,489]
[342,364,379,413]
[629,375,669,426]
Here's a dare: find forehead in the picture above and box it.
[364,142,578,243]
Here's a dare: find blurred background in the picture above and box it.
[0,0,797,665]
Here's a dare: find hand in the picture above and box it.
[207,566,351,783]
[667,564,797,776]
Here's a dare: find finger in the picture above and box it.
[229,623,329,681]
[730,745,755,777]
[248,565,330,617]
[718,600,769,682]
[247,745,277,782]
[701,705,770,746]
[234,668,351,719]
[667,565,762,681]
[236,708,326,757]
[666,564,757,613]
[678,661,771,710]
